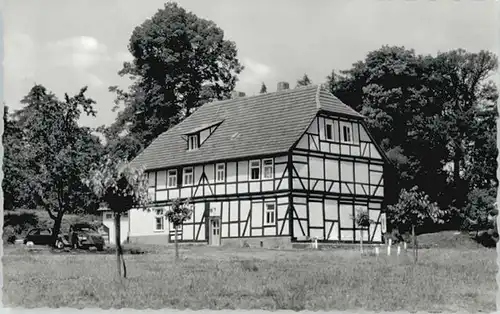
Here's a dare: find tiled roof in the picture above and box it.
[130,85,365,170]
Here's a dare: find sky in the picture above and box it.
[4,0,499,128]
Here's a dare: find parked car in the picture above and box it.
[69,223,105,251]
[23,228,66,249]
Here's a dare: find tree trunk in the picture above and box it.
[360,229,364,253]
[412,224,418,263]
[51,212,63,247]
[175,226,179,260]
[115,213,122,278]
[452,144,464,210]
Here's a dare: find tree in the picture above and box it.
[461,187,497,236]
[326,46,498,227]
[352,208,374,253]
[85,156,151,278]
[106,2,244,160]
[296,73,312,87]
[429,50,498,210]
[462,105,497,190]
[387,186,447,262]
[14,85,103,246]
[327,47,450,208]
[260,82,267,94]
[486,207,498,244]
[3,105,34,211]
[165,198,193,260]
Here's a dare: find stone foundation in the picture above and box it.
[128,234,170,245]
[127,235,292,249]
[221,236,292,249]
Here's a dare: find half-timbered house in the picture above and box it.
[102,83,389,247]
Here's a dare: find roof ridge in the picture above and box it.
[204,84,319,108]
[130,83,367,170]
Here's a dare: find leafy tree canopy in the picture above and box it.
[105,2,244,161]
[327,46,498,218]
[8,84,103,244]
[296,73,312,87]
[260,82,267,94]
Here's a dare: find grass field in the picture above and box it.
[2,236,497,312]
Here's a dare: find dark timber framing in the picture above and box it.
[132,110,388,245]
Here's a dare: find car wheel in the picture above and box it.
[55,240,64,249]
[96,245,104,251]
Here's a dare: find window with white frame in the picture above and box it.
[216,163,225,182]
[325,121,334,140]
[262,159,274,179]
[188,134,199,151]
[167,169,177,188]
[250,160,260,180]
[340,122,353,143]
[154,209,164,231]
[265,203,276,225]
[105,212,113,219]
[183,167,194,186]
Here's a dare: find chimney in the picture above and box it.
[231,90,246,99]
[277,81,290,92]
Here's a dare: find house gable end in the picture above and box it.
[130,85,366,171]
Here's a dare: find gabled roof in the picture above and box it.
[130,85,365,171]
[183,120,223,135]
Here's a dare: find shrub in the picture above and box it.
[4,209,101,236]
[4,210,39,236]
[387,186,446,235]
[3,225,17,244]
[387,186,447,262]
[461,187,496,232]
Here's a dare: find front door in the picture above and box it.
[209,217,221,246]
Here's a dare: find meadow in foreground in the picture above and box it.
[3,243,496,312]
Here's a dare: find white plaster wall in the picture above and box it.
[102,211,130,245]
[128,207,168,237]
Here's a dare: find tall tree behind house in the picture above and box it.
[327,46,498,228]
[105,2,244,161]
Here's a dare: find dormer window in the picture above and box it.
[184,120,223,151]
[188,134,199,151]
[340,122,353,144]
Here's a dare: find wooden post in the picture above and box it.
[311,237,318,249]
[174,226,179,260]
[412,225,417,263]
[397,245,401,256]
[375,246,379,256]
[387,238,392,256]
[360,229,364,253]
